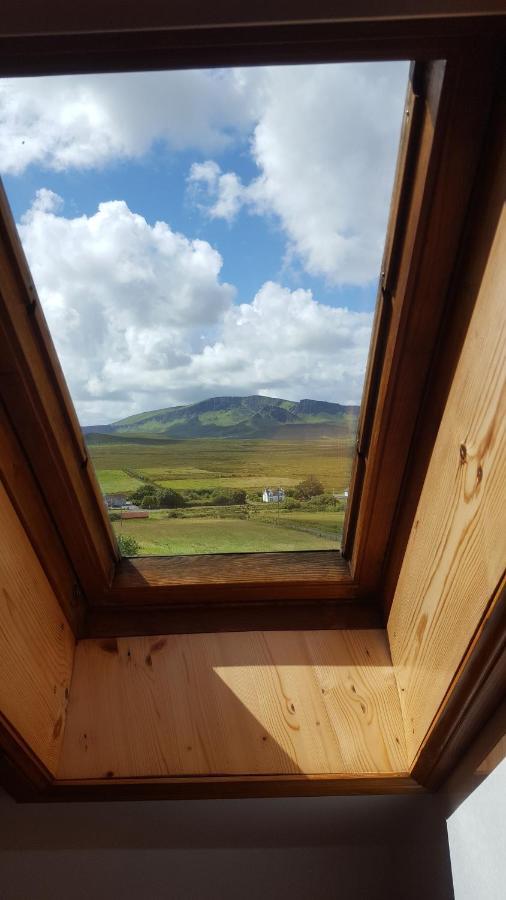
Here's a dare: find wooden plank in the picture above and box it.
[0,181,118,603]
[381,59,506,621]
[411,578,505,789]
[58,629,407,780]
[387,142,506,766]
[2,1,505,38]
[477,734,506,777]
[85,599,381,638]
[51,773,422,801]
[0,400,84,635]
[0,481,75,776]
[106,551,357,608]
[342,61,425,556]
[346,50,502,594]
[0,10,504,77]
[439,700,506,815]
[0,714,53,801]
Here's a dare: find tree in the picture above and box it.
[229,489,247,505]
[157,488,185,509]
[294,474,324,500]
[209,488,246,506]
[129,483,157,505]
[139,487,185,509]
[140,493,160,509]
[117,534,140,556]
[283,497,301,510]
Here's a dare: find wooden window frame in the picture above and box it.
[0,5,504,804]
[0,12,504,640]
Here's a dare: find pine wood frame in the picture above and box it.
[1,23,503,636]
[0,6,504,802]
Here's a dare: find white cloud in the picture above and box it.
[189,62,409,285]
[0,69,259,174]
[18,192,372,423]
[186,281,372,405]
[3,62,409,288]
[188,161,245,223]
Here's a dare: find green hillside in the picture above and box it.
[83,395,360,440]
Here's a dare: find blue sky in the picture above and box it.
[0,63,408,423]
[4,142,377,311]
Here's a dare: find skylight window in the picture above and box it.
[1,61,409,557]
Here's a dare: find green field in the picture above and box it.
[90,435,353,490]
[94,468,146,494]
[89,433,353,556]
[112,516,338,555]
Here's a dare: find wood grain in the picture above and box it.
[0,180,118,602]
[388,138,506,766]
[85,599,381,638]
[477,734,506,776]
[347,51,501,594]
[2,2,505,38]
[439,700,506,815]
[106,551,357,607]
[0,9,504,78]
[58,629,407,780]
[0,399,83,635]
[0,481,75,775]
[50,773,422,801]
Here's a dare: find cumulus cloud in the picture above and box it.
[18,192,372,423]
[0,69,259,174]
[186,282,372,405]
[3,62,409,288]
[189,62,409,285]
[188,161,245,223]
[19,191,235,421]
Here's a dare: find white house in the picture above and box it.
[262,487,285,503]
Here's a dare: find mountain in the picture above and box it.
[83,395,360,440]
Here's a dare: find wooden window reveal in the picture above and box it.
[0,31,503,637]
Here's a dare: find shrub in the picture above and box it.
[211,492,233,506]
[282,497,301,510]
[129,483,158,505]
[117,534,140,556]
[108,511,121,521]
[182,488,214,503]
[140,494,160,509]
[304,492,336,509]
[229,489,246,505]
[293,475,325,500]
[139,487,185,509]
[157,488,185,508]
[209,489,246,506]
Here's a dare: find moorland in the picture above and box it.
[84,395,358,556]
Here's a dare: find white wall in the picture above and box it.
[447,758,505,900]
[0,789,454,900]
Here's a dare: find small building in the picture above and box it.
[104,494,127,509]
[120,510,149,520]
[262,487,285,503]
[332,490,349,502]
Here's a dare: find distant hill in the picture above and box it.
[83,395,360,440]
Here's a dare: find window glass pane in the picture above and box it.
[2,61,409,556]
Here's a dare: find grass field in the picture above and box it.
[254,508,345,536]
[95,468,146,494]
[90,435,354,491]
[89,433,354,555]
[112,516,338,555]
